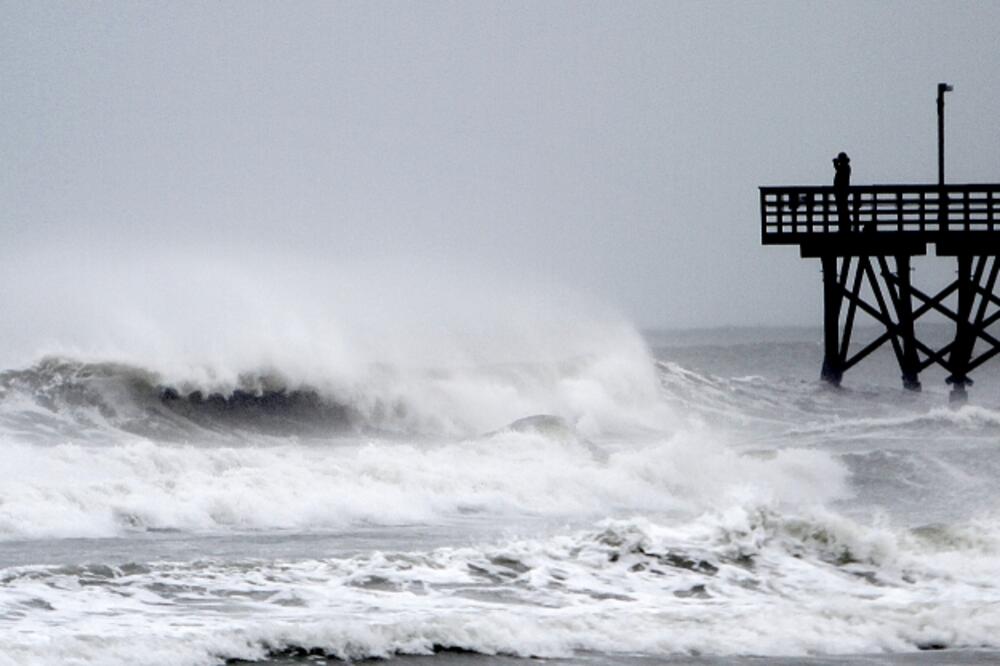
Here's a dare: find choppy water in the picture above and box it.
[2,326,1000,665]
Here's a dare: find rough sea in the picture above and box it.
[2,325,999,665]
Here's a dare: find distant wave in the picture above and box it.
[783,405,1000,438]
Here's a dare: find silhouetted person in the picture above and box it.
[833,152,851,232]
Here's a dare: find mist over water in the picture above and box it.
[0,245,629,371]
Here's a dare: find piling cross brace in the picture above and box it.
[819,254,924,391]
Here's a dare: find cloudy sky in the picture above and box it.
[3,1,1000,340]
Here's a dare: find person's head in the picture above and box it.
[833,152,850,167]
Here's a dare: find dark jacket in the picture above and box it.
[834,163,851,190]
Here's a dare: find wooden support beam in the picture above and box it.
[969,344,1000,373]
[835,282,946,370]
[842,263,947,373]
[838,257,861,362]
[948,254,975,401]
[863,258,906,368]
[843,333,892,372]
[973,257,999,333]
[892,255,921,390]
[883,275,1000,350]
[917,343,955,373]
[970,276,1000,311]
[821,255,844,385]
[960,257,1000,375]
[881,276,958,322]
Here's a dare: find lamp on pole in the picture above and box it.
[938,82,953,186]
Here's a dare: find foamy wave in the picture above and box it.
[0,428,847,540]
[0,341,674,442]
[0,251,682,440]
[3,511,1000,665]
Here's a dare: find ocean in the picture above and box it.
[1,325,999,665]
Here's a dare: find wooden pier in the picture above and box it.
[761,183,1000,400]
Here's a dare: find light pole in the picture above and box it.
[938,82,953,186]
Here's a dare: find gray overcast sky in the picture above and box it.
[3,1,1000,334]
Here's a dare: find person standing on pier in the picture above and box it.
[833,152,851,232]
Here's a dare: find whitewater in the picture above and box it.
[1,263,999,665]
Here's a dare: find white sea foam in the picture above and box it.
[2,511,999,665]
[0,425,847,540]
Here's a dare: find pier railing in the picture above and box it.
[761,184,1000,243]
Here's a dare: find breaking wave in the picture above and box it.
[0,423,847,540]
[4,351,1000,540]
[0,344,672,443]
[2,510,999,665]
